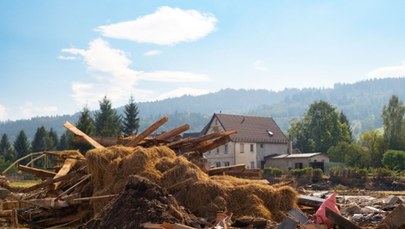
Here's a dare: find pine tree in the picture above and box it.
[57,132,69,150]
[382,95,405,150]
[122,96,140,136]
[94,96,122,137]
[31,126,49,152]
[0,134,15,162]
[48,128,59,150]
[14,130,31,163]
[75,106,96,153]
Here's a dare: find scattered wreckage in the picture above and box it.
[0,116,403,228]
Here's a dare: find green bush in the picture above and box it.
[263,167,283,177]
[382,150,405,171]
[330,167,368,187]
[312,168,324,183]
[290,167,313,185]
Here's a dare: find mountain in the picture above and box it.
[2,77,405,142]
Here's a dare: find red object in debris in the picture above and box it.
[314,193,340,228]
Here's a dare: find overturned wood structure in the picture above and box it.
[0,116,297,228]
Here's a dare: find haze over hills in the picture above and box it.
[1,77,405,142]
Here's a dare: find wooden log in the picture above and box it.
[155,124,190,141]
[64,121,104,149]
[208,164,246,176]
[127,116,169,147]
[18,164,56,178]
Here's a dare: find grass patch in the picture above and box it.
[9,180,41,188]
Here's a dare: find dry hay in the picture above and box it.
[85,145,297,221]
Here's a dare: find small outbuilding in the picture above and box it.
[264,152,329,172]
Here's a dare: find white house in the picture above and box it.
[201,113,290,169]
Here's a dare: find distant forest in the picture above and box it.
[2,77,405,142]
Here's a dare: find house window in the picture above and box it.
[216,147,220,154]
[260,144,264,148]
[250,161,255,169]
[216,161,221,167]
[295,163,303,169]
[224,161,230,166]
[250,144,254,152]
[240,143,244,153]
[224,144,228,154]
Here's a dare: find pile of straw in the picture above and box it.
[86,145,297,221]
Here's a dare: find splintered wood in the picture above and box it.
[0,116,238,228]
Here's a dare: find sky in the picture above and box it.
[1,1,405,121]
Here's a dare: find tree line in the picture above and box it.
[0,95,140,166]
[288,95,405,170]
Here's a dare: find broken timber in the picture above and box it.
[18,164,56,178]
[127,116,169,147]
[64,121,104,149]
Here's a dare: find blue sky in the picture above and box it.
[1,1,405,121]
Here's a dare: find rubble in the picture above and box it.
[0,116,404,228]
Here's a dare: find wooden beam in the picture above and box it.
[64,121,104,149]
[155,124,190,141]
[127,116,169,147]
[208,164,246,176]
[20,171,78,193]
[325,207,361,229]
[1,152,44,175]
[18,165,56,178]
[298,195,325,208]
[53,158,78,190]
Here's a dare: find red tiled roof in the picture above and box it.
[204,113,288,144]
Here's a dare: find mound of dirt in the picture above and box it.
[85,175,200,229]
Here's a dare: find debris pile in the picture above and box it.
[0,116,298,228]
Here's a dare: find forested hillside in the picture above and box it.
[1,78,405,142]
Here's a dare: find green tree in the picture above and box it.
[75,106,96,153]
[339,112,353,141]
[94,96,122,137]
[0,134,15,162]
[382,150,405,170]
[122,96,140,136]
[382,95,405,150]
[31,126,49,152]
[288,100,352,153]
[327,142,370,168]
[57,132,70,150]
[13,130,31,163]
[359,129,386,167]
[48,128,59,150]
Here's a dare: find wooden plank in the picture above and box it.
[127,116,169,147]
[298,195,325,208]
[20,169,79,193]
[18,164,56,178]
[193,136,232,153]
[208,164,246,176]
[53,158,78,190]
[154,124,190,141]
[325,207,361,229]
[64,121,104,149]
[39,210,89,227]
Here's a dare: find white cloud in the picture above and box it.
[367,61,405,78]
[139,71,210,82]
[62,39,140,108]
[96,6,217,45]
[57,55,77,60]
[19,102,58,119]
[254,59,269,72]
[144,50,161,56]
[0,104,7,121]
[61,38,211,108]
[156,88,210,100]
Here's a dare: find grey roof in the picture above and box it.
[271,152,322,159]
[202,113,288,144]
